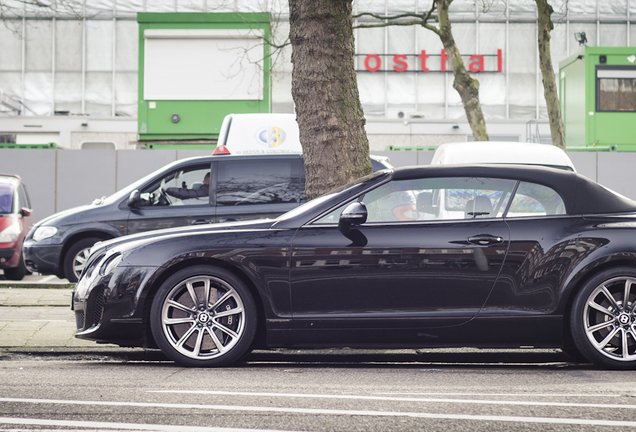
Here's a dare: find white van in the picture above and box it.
[216,113,392,169]
[431,141,576,172]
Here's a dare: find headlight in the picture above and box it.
[100,253,123,276]
[0,220,20,243]
[33,226,58,241]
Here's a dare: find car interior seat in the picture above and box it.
[464,195,493,219]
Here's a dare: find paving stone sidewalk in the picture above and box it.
[0,288,103,348]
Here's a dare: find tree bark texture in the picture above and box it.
[437,0,489,141]
[289,0,373,200]
[536,0,566,150]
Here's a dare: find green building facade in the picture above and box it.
[560,46,636,151]
[137,13,272,143]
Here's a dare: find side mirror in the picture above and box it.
[338,202,367,231]
[127,189,141,208]
[20,208,31,217]
[417,191,438,216]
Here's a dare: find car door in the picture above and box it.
[126,163,215,234]
[289,176,516,335]
[213,156,304,223]
[479,181,594,316]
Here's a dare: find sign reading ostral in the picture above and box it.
[357,49,503,73]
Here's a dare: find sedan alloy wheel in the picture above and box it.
[572,269,636,369]
[150,266,257,366]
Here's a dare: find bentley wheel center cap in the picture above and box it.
[618,313,630,326]
[198,312,211,324]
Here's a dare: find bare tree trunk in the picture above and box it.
[289,0,372,200]
[437,0,489,141]
[536,0,566,150]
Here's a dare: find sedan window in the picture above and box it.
[506,182,566,217]
[314,177,517,224]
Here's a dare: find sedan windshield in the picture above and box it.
[276,170,389,222]
[0,184,14,214]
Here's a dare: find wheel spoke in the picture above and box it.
[185,281,199,307]
[594,326,620,350]
[213,321,239,339]
[192,327,205,356]
[214,306,243,319]
[166,299,196,314]
[621,328,629,359]
[164,316,194,326]
[588,300,614,318]
[600,285,621,312]
[210,289,235,311]
[175,324,198,349]
[587,319,616,334]
[202,278,211,309]
[208,327,229,354]
[623,280,633,312]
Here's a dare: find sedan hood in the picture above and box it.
[93,218,277,253]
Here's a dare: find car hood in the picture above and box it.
[92,218,277,254]
[31,202,111,230]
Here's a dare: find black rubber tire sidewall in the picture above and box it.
[150,265,257,367]
[63,237,100,283]
[570,266,636,370]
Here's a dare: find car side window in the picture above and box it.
[140,166,211,207]
[506,182,566,217]
[216,159,303,206]
[313,177,517,224]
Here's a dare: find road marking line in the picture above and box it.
[2,398,636,428]
[377,392,621,398]
[148,390,636,410]
[0,417,294,432]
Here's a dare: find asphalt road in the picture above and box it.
[1,349,635,432]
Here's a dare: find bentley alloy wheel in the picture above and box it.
[150,266,256,367]
[572,268,636,369]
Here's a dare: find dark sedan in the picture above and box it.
[73,164,636,369]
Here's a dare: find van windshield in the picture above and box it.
[0,184,14,214]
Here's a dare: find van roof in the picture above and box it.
[430,142,576,172]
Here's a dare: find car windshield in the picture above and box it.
[276,170,389,222]
[0,184,14,214]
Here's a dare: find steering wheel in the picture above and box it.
[160,179,172,205]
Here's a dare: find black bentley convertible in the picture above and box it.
[73,164,636,368]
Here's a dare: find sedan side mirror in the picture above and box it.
[338,201,367,232]
[127,189,141,208]
[20,208,31,217]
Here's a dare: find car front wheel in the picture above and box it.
[571,267,636,369]
[150,265,257,367]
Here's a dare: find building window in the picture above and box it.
[597,67,636,112]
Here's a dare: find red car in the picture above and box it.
[0,174,33,280]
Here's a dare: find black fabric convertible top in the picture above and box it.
[391,164,636,216]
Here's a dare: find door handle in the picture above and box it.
[218,218,239,223]
[468,234,504,246]
[192,219,212,225]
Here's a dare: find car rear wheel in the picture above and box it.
[150,265,257,367]
[571,267,636,369]
[64,237,100,283]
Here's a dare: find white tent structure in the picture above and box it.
[0,0,634,148]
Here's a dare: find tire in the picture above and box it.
[4,254,27,281]
[150,265,257,367]
[571,267,636,369]
[63,237,100,283]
